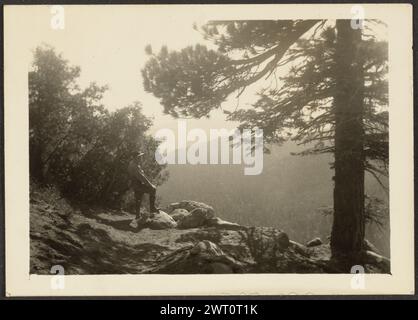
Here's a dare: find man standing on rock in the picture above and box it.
[128,151,159,221]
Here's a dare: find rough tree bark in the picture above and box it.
[331,20,365,266]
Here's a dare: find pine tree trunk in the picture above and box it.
[331,20,365,265]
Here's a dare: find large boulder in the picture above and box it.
[168,200,215,217]
[177,207,215,229]
[146,211,177,229]
[130,210,177,230]
[169,208,190,222]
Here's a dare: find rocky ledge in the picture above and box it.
[30,195,390,274]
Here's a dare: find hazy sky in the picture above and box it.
[23,5,245,135]
[21,6,387,137]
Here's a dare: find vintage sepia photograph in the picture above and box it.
[4,4,414,296]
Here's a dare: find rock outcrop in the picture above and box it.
[170,208,190,222]
[168,200,215,217]
[130,210,177,230]
[30,191,390,275]
[168,201,215,229]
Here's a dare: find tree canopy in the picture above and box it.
[142,20,388,183]
[29,45,166,207]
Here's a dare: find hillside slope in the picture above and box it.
[30,184,389,274]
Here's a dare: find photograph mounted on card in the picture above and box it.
[3,3,414,296]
